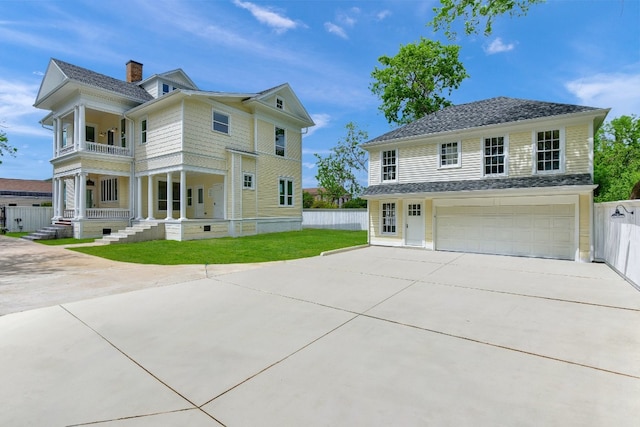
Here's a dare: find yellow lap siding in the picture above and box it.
[565,124,591,174]
[508,131,533,177]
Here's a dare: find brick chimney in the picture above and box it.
[126,60,143,83]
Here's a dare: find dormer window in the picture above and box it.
[161,83,176,95]
[276,97,284,110]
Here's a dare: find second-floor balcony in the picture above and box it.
[51,104,132,160]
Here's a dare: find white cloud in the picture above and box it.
[376,10,392,21]
[565,72,640,117]
[484,37,515,54]
[306,113,331,137]
[233,0,303,34]
[337,7,360,27]
[324,22,348,39]
[0,79,47,136]
[302,162,316,170]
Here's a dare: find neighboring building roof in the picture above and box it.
[52,58,154,103]
[0,178,52,197]
[361,173,594,197]
[365,97,607,145]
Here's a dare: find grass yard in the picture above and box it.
[70,229,367,265]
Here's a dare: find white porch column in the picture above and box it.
[53,118,59,158]
[136,176,143,220]
[73,106,80,150]
[74,174,80,218]
[57,178,65,218]
[78,172,86,219]
[147,174,155,220]
[52,178,60,219]
[166,172,173,220]
[179,170,187,220]
[78,104,86,150]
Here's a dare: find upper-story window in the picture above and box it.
[85,125,96,143]
[439,142,460,168]
[536,129,562,173]
[161,83,176,95]
[276,97,284,110]
[243,173,255,190]
[140,119,147,144]
[120,118,127,148]
[275,127,286,157]
[484,136,506,176]
[381,149,397,181]
[213,111,230,134]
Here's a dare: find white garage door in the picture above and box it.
[435,204,576,260]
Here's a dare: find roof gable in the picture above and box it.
[244,83,314,127]
[365,97,608,145]
[35,58,153,108]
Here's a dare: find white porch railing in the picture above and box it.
[56,142,131,157]
[63,209,131,219]
[85,141,131,156]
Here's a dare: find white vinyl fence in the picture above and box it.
[1,206,54,232]
[594,201,640,289]
[302,209,367,231]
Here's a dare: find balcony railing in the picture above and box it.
[85,141,131,156]
[56,142,131,157]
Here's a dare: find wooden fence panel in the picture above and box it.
[302,209,367,231]
[2,206,54,232]
[594,201,640,288]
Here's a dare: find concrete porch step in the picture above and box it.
[95,221,165,245]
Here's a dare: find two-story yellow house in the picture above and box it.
[362,97,609,262]
[34,59,314,241]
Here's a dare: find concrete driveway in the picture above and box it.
[1,239,639,426]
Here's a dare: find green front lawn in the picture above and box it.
[70,229,367,265]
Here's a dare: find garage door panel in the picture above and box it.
[436,203,575,260]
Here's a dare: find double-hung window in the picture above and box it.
[381,149,397,181]
[140,119,147,144]
[213,111,230,134]
[158,181,180,211]
[276,97,284,110]
[484,136,506,176]
[243,173,255,190]
[381,202,396,234]
[536,129,562,173]
[275,127,286,157]
[100,178,118,202]
[279,178,293,206]
[439,142,460,168]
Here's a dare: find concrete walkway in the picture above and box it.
[1,239,639,426]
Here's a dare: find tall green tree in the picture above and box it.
[0,128,17,165]
[370,38,469,125]
[314,122,368,203]
[594,115,640,202]
[429,0,545,39]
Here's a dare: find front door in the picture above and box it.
[212,183,224,219]
[86,189,94,209]
[405,201,424,247]
[195,186,205,218]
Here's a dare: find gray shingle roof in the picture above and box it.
[53,59,153,103]
[362,173,593,197]
[365,97,601,145]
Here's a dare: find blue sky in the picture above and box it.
[1,0,639,188]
